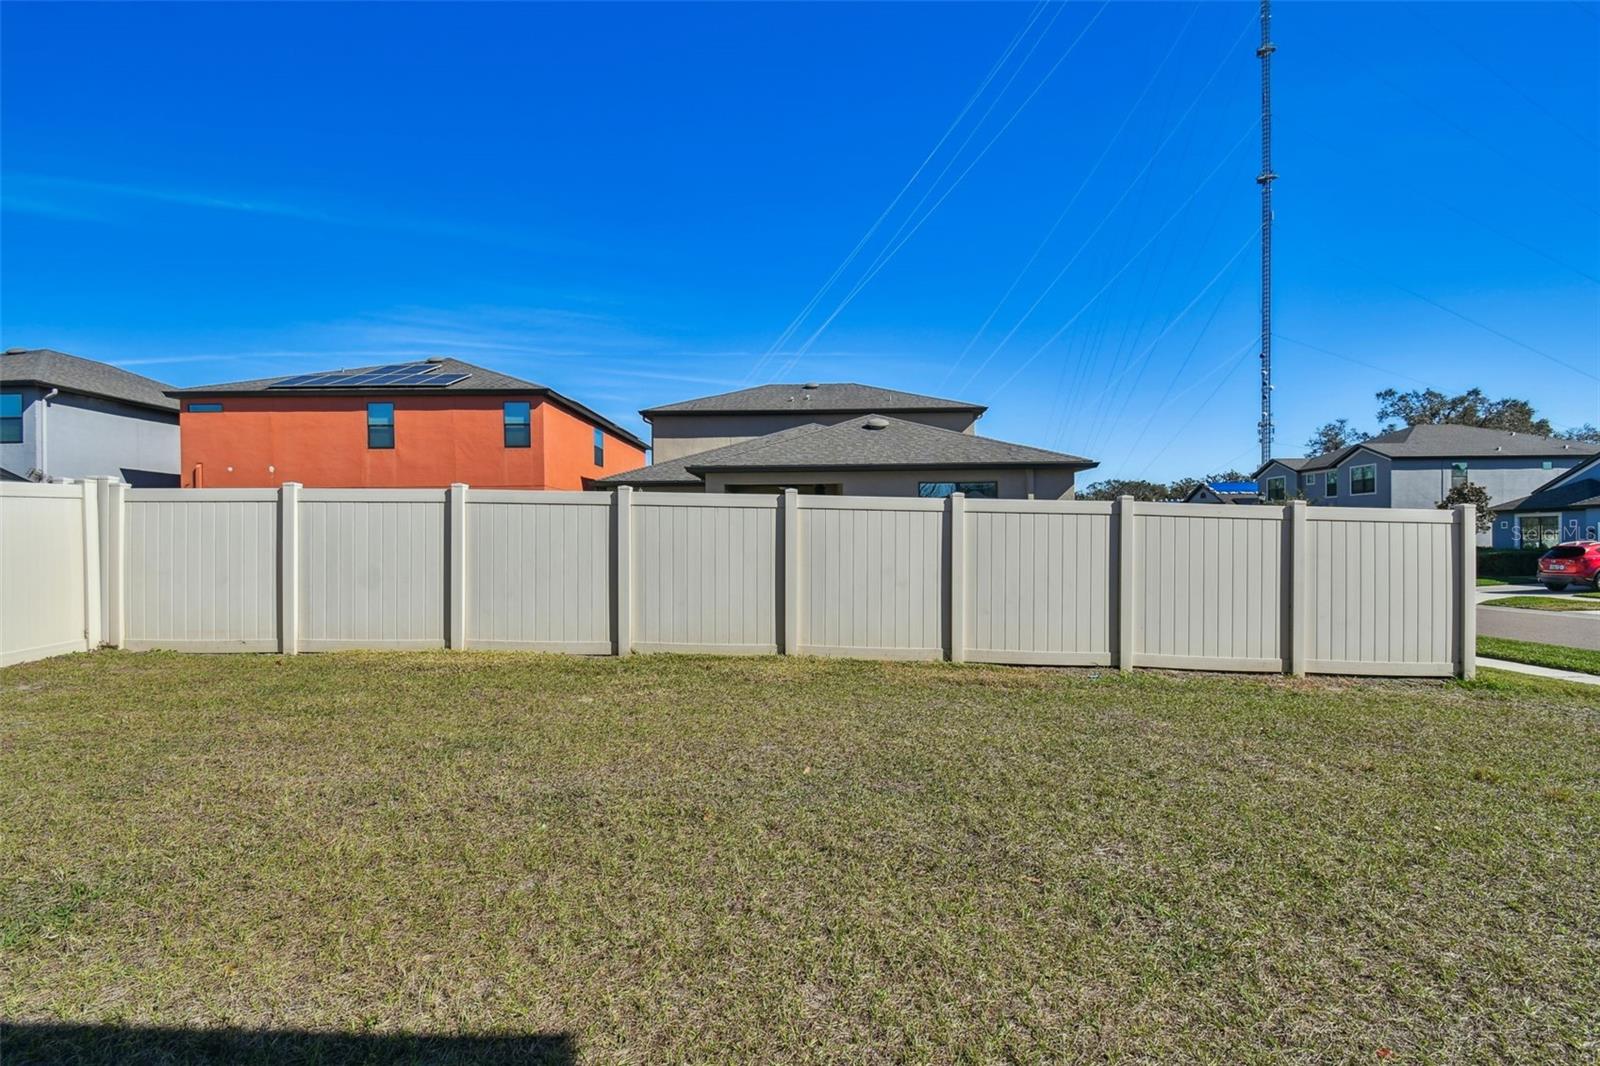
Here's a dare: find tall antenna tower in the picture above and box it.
[1256,0,1277,467]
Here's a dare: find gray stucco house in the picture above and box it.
[1490,452,1600,549]
[601,383,1096,498]
[1,348,180,486]
[1251,425,1596,545]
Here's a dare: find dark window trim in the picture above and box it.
[918,480,1000,499]
[593,427,605,467]
[367,402,395,450]
[1350,463,1377,495]
[0,391,21,444]
[1264,476,1286,501]
[187,402,224,413]
[504,401,531,449]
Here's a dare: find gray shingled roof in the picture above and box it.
[598,414,1095,486]
[641,383,985,417]
[594,424,834,485]
[167,357,646,449]
[1307,424,1595,470]
[1496,453,1600,512]
[1250,457,1308,477]
[1,348,179,413]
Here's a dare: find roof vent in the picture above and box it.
[425,357,446,364]
[3,348,26,355]
[801,382,820,389]
[864,417,889,430]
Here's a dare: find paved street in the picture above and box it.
[1478,604,1600,651]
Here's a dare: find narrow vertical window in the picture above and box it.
[0,392,21,444]
[504,401,531,448]
[367,402,394,449]
[1451,461,1468,489]
[593,427,604,467]
[1326,469,1339,497]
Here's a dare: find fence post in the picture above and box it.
[1287,500,1307,676]
[106,479,127,649]
[614,486,632,656]
[280,482,301,655]
[80,479,102,651]
[948,492,966,663]
[1456,503,1477,680]
[448,483,469,649]
[1116,495,1136,672]
[782,488,800,654]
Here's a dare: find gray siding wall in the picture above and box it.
[701,466,1076,499]
[649,410,979,463]
[0,387,177,485]
[8,486,1477,679]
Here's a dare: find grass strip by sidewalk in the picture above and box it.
[1483,595,1600,612]
[1479,636,1600,676]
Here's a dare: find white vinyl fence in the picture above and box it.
[0,481,1478,677]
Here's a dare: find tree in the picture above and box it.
[1079,479,1171,502]
[1304,419,1368,457]
[1374,388,1553,435]
[1437,481,1493,532]
[1555,423,1600,443]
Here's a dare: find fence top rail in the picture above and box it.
[469,490,609,506]
[1306,507,1456,524]
[300,488,448,503]
[0,483,91,499]
[629,492,781,510]
[128,488,280,503]
[965,499,1114,516]
[1136,501,1287,519]
[798,495,946,512]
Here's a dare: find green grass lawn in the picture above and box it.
[1479,636,1600,676]
[1476,575,1513,586]
[1485,595,1600,612]
[3,652,1597,1063]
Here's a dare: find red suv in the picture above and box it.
[1537,540,1600,591]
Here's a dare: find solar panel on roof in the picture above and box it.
[269,362,469,389]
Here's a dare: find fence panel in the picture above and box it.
[467,491,612,653]
[1130,503,1286,671]
[297,490,446,650]
[632,495,779,654]
[1306,511,1457,675]
[124,489,279,651]
[798,496,945,659]
[0,484,92,666]
[963,500,1113,665]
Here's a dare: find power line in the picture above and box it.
[982,119,1260,401]
[741,2,1051,383]
[768,1,1110,381]
[957,12,1258,393]
[1131,340,1258,478]
[1271,333,1437,388]
[937,3,1201,390]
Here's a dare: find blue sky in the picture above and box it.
[3,1,1596,479]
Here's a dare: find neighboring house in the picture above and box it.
[0,348,180,486]
[1251,425,1596,545]
[1183,480,1260,505]
[1491,452,1600,549]
[167,358,647,489]
[596,412,1096,498]
[641,382,986,463]
[1251,458,1308,503]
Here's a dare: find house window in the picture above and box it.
[1517,514,1561,550]
[918,481,999,498]
[1542,460,1553,469]
[1451,462,1468,489]
[1302,472,1315,490]
[1350,463,1377,495]
[504,402,530,448]
[187,402,223,413]
[1264,476,1286,502]
[593,427,604,467]
[0,392,21,443]
[367,402,394,449]
[1326,469,1339,497]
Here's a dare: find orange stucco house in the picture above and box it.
[168,358,647,489]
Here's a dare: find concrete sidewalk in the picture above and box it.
[1477,657,1600,686]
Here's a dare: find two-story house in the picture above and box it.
[0,348,180,486]
[598,382,1097,498]
[1491,452,1600,549]
[168,358,647,489]
[1252,425,1596,544]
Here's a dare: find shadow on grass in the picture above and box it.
[0,1022,575,1065]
